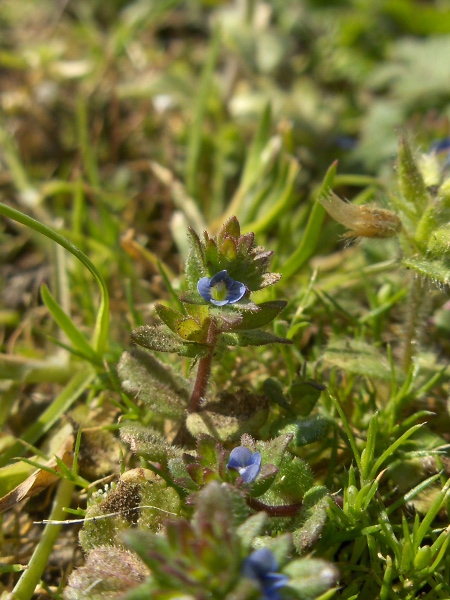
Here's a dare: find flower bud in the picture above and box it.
[318,192,402,239]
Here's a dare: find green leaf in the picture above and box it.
[154,304,185,334]
[281,160,337,281]
[119,423,183,465]
[196,434,221,469]
[289,381,324,417]
[401,256,450,286]
[263,378,292,411]
[273,457,314,503]
[323,337,398,381]
[205,237,220,273]
[221,330,292,347]
[256,434,293,469]
[220,237,238,261]
[275,416,330,447]
[397,135,429,219]
[41,284,98,363]
[176,317,208,343]
[168,457,200,492]
[232,301,287,331]
[118,349,189,418]
[0,368,95,468]
[0,202,109,355]
[131,325,207,358]
[284,557,339,600]
[185,227,206,290]
[236,512,268,551]
[293,486,330,553]
[217,216,241,245]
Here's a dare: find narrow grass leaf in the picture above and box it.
[0,368,95,468]
[0,202,110,355]
[369,423,424,480]
[185,26,221,200]
[41,283,98,362]
[281,160,337,281]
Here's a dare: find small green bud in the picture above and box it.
[318,192,401,239]
[413,545,432,572]
[397,135,430,218]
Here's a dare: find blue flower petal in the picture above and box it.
[228,446,253,469]
[197,270,246,305]
[242,549,288,600]
[197,277,213,301]
[245,548,278,575]
[225,279,246,303]
[227,447,261,483]
[209,270,230,286]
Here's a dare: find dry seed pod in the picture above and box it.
[318,192,402,239]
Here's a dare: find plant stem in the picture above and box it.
[11,478,74,600]
[188,318,219,413]
[247,496,302,517]
[401,276,426,373]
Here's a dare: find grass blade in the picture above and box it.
[0,202,110,355]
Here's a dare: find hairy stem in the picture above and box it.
[401,276,428,373]
[188,318,219,413]
[247,496,302,517]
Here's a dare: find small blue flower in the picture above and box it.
[197,270,246,306]
[242,548,289,600]
[227,446,261,483]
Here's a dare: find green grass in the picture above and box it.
[1,1,450,599]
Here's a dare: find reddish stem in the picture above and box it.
[246,496,302,517]
[188,318,219,413]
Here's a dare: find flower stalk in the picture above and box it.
[188,318,219,413]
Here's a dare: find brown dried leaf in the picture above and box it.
[0,434,74,513]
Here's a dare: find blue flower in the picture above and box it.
[227,446,261,483]
[242,548,289,600]
[197,270,246,306]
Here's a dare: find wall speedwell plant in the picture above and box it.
[64,216,339,600]
[119,216,292,439]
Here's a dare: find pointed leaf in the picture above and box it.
[185,227,206,290]
[131,325,207,358]
[236,511,268,550]
[118,349,189,418]
[154,303,185,334]
[197,434,221,469]
[398,135,429,218]
[220,237,238,261]
[186,463,205,485]
[293,486,330,553]
[221,330,292,347]
[237,232,255,255]
[401,256,450,286]
[289,381,324,417]
[232,301,287,331]
[119,423,182,465]
[176,317,206,342]
[276,416,331,447]
[249,463,279,498]
[205,238,219,273]
[217,216,241,245]
[324,337,398,381]
[41,283,97,362]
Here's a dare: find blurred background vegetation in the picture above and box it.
[2,0,450,597]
